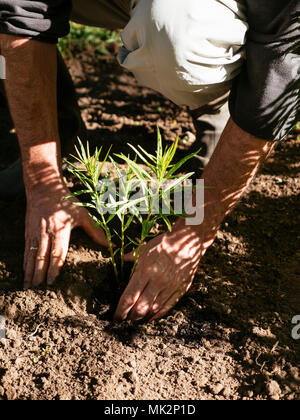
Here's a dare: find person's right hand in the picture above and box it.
[24,181,109,290]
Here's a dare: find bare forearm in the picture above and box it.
[0,35,61,191]
[175,118,276,252]
[0,36,109,290]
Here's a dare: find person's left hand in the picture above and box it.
[114,227,202,322]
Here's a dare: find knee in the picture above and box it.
[119,0,248,108]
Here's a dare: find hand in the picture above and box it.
[114,227,202,322]
[115,118,276,323]
[24,181,109,290]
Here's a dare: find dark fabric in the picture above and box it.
[0,0,72,43]
[56,49,85,154]
[230,0,300,140]
[0,0,298,140]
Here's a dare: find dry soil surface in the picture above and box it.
[0,51,299,400]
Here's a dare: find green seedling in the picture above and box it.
[66,129,199,282]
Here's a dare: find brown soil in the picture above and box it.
[0,50,299,401]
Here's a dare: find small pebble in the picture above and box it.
[182,131,196,144]
[128,360,136,369]
[266,380,281,400]
[209,383,224,395]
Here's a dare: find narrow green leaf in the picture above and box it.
[162,215,172,232]
[127,144,156,170]
[165,149,201,178]
[124,215,134,231]
[64,189,92,199]
[72,201,96,209]
[163,173,194,193]
[127,237,140,247]
[115,153,152,183]
[113,230,122,240]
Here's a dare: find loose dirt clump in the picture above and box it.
[0,50,299,400]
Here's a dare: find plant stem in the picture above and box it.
[130,208,152,279]
[120,212,125,281]
[100,213,119,281]
[90,167,119,282]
